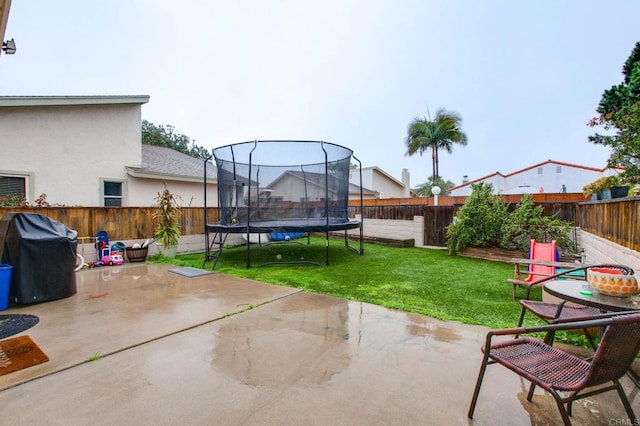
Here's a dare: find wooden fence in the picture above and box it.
[351,193,588,207]
[349,201,577,246]
[575,197,640,252]
[0,207,219,242]
[0,196,637,252]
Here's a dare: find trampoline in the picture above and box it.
[203,140,363,268]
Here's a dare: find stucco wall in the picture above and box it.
[346,215,424,246]
[127,178,218,208]
[450,163,612,197]
[0,103,142,206]
[351,168,405,199]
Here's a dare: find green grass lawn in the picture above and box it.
[151,237,546,330]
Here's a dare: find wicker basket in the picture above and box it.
[125,246,148,263]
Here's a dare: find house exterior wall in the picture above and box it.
[269,178,335,202]
[353,191,378,201]
[502,163,595,194]
[450,162,613,197]
[127,178,218,208]
[355,168,375,191]
[0,102,143,206]
[372,173,405,198]
[350,168,406,199]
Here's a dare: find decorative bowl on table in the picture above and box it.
[586,267,637,297]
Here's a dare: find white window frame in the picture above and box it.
[0,171,33,204]
[101,178,125,207]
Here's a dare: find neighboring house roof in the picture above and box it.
[451,171,505,191]
[266,170,375,198]
[0,95,150,107]
[267,170,341,192]
[360,166,406,189]
[126,144,216,183]
[349,183,378,198]
[450,159,614,192]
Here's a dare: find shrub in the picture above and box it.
[446,183,507,254]
[0,193,52,207]
[447,184,576,256]
[500,194,575,255]
[582,175,625,197]
[0,195,28,207]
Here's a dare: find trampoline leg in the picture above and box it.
[203,231,227,270]
[325,231,330,266]
[246,235,251,269]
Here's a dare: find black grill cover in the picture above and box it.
[0,213,77,303]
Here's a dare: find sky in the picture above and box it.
[1,1,639,188]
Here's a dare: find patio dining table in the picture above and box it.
[544,279,640,387]
[544,279,640,313]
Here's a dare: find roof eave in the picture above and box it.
[126,168,216,184]
[0,95,150,107]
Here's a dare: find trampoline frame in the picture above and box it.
[203,140,364,269]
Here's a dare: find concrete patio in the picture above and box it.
[0,263,639,425]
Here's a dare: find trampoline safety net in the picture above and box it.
[214,140,354,231]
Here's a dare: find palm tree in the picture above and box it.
[405,108,468,181]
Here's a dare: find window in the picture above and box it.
[556,166,562,173]
[537,167,543,175]
[103,181,123,207]
[0,176,26,198]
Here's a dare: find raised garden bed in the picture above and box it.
[459,247,526,263]
[328,233,414,248]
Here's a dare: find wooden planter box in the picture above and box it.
[458,247,527,263]
[125,246,148,262]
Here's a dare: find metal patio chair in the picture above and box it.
[468,312,640,425]
[516,264,636,348]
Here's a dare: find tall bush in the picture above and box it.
[446,183,507,254]
[447,185,575,255]
[500,194,575,254]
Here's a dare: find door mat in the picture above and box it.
[168,267,214,278]
[0,335,49,376]
[0,314,40,340]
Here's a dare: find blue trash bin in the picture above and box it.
[0,264,13,311]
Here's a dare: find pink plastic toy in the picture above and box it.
[101,252,124,266]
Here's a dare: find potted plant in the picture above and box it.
[610,176,631,198]
[582,180,602,200]
[153,184,181,258]
[582,175,622,200]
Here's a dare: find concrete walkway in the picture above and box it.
[0,263,638,425]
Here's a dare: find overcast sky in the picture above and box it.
[2,1,639,188]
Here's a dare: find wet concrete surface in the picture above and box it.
[0,263,639,425]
